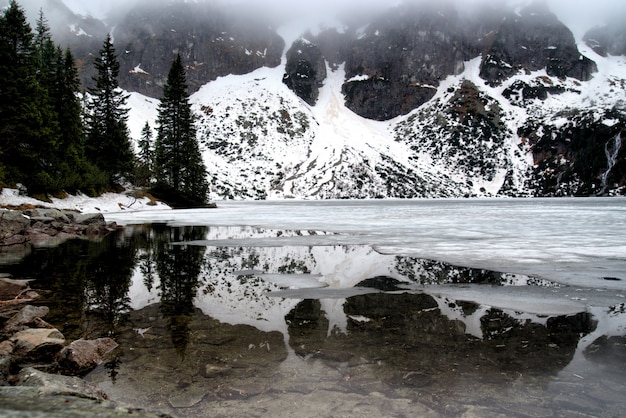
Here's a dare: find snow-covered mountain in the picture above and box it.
[16,0,626,199]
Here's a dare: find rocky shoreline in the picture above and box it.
[0,207,120,248]
[0,278,170,417]
[0,208,171,416]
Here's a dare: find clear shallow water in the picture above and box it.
[2,199,625,417]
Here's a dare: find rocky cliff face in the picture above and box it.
[479,2,596,86]
[584,18,626,57]
[340,2,489,120]
[113,1,284,97]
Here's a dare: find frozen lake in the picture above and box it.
[107,198,626,290]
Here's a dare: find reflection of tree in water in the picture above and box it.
[133,226,157,292]
[5,239,91,340]
[84,235,137,337]
[153,225,207,357]
[4,233,137,341]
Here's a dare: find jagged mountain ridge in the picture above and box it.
[14,0,626,198]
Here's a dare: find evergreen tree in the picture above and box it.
[0,0,42,187]
[86,34,134,187]
[135,121,154,187]
[52,47,107,194]
[33,9,57,86]
[139,122,154,165]
[0,3,105,195]
[154,54,208,205]
[29,9,63,192]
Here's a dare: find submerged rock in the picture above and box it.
[57,338,119,376]
[201,362,231,378]
[0,278,31,301]
[0,386,171,418]
[18,367,108,401]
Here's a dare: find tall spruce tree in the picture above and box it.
[154,54,208,205]
[135,121,154,187]
[29,9,63,192]
[86,34,134,187]
[53,47,107,194]
[0,0,42,188]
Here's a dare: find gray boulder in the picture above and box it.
[24,208,72,224]
[0,385,170,417]
[73,213,106,226]
[4,305,50,333]
[0,210,30,244]
[10,328,66,362]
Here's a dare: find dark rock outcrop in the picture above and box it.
[521,109,626,196]
[479,2,596,86]
[283,38,327,105]
[502,79,567,105]
[584,19,626,57]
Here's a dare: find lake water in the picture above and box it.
[2,198,625,417]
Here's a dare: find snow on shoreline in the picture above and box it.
[0,188,171,214]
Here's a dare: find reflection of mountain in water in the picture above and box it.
[287,293,593,386]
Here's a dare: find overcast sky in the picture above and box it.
[62,0,626,38]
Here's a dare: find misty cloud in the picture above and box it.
[11,0,626,43]
[11,0,626,38]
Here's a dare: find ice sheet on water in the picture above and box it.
[179,234,362,247]
[407,284,589,316]
[266,287,381,299]
[257,273,327,289]
[233,269,265,276]
[106,198,626,291]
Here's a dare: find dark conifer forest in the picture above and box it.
[0,1,209,205]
